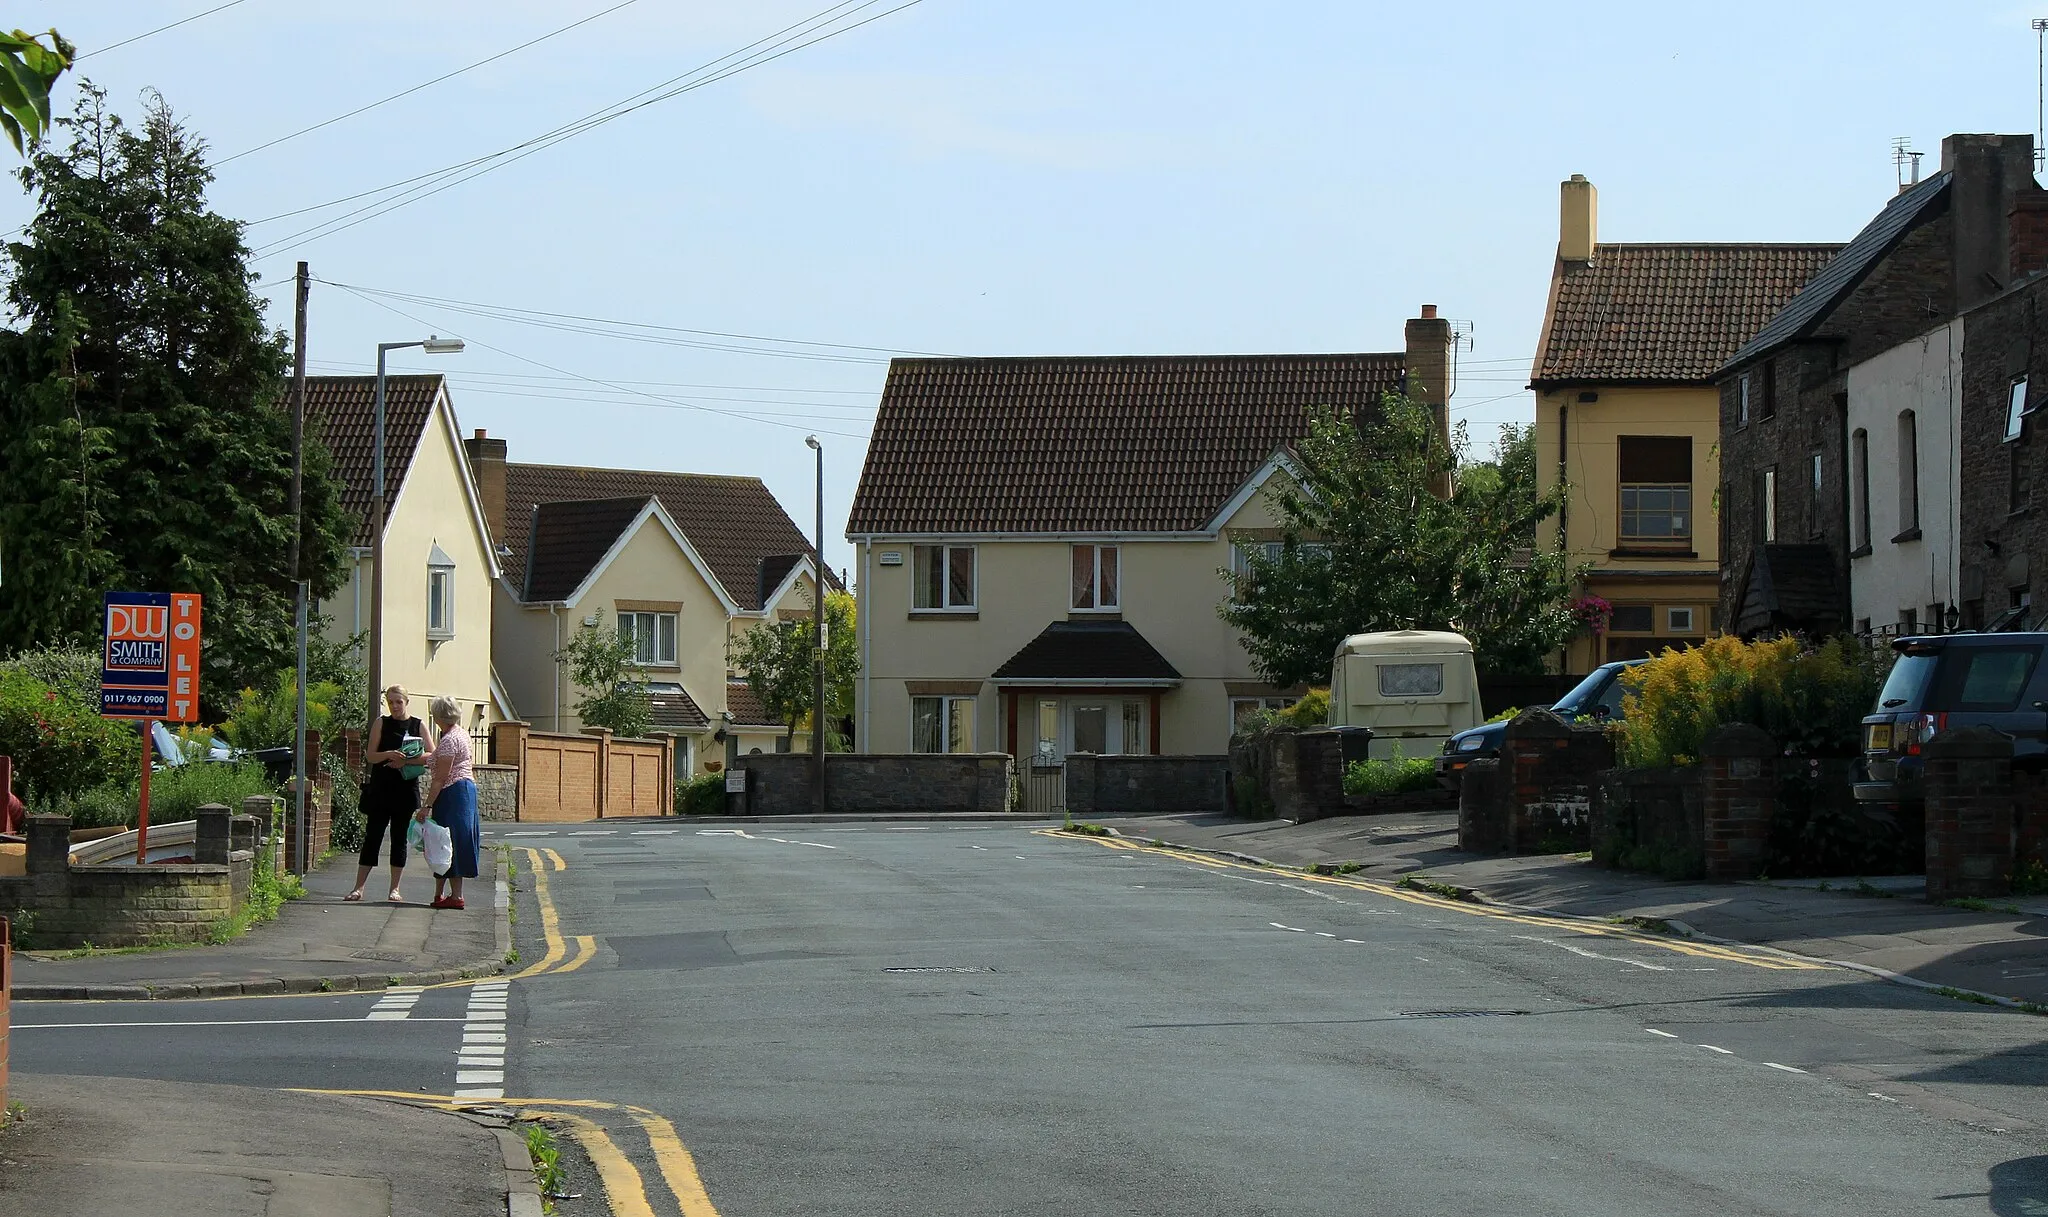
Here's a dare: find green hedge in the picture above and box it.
[675,771,725,816]
[0,668,135,803]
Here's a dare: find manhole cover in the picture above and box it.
[884,966,992,974]
[1400,1009,1529,1019]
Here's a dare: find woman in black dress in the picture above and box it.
[346,686,426,903]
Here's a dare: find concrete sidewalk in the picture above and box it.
[11,850,508,1000]
[0,1074,529,1216]
[1102,811,2048,1008]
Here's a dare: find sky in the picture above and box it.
[9,0,2046,579]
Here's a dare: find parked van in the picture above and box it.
[1328,630,1481,760]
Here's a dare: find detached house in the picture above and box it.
[462,435,833,773]
[1529,174,1839,670]
[846,309,1452,764]
[309,375,504,730]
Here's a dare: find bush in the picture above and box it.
[0,646,102,702]
[219,671,344,750]
[676,771,725,816]
[1344,747,1438,796]
[0,669,135,803]
[33,784,134,829]
[327,755,364,854]
[1614,635,1878,768]
[1278,688,1329,728]
[142,760,277,826]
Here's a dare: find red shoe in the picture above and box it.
[429,896,457,909]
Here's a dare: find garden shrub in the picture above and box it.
[1278,688,1330,728]
[137,760,276,827]
[219,671,344,750]
[1343,746,1438,796]
[1614,635,1878,769]
[675,771,725,816]
[0,669,134,803]
[327,755,364,854]
[0,646,102,702]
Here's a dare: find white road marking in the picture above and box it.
[631,830,680,836]
[884,827,930,831]
[1765,1063,1808,1074]
[570,830,613,836]
[1646,1029,1679,1039]
[453,1087,503,1099]
[504,831,555,837]
[1314,932,1337,938]
[18,1017,466,1029]
[1868,1092,1900,1103]
[1270,923,1307,932]
[1341,938,1366,944]
[1699,1044,1735,1055]
[698,829,755,838]
[1514,935,1672,972]
[797,841,838,849]
[968,845,990,851]
[453,982,511,1100]
[457,1070,505,1085]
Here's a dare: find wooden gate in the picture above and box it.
[1025,762,1065,818]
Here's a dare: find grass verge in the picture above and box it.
[1397,874,1477,901]
[527,1122,567,1213]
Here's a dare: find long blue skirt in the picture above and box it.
[431,779,481,879]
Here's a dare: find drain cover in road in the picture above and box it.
[884,966,993,974]
[1400,1010,1529,1019]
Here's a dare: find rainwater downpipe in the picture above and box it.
[551,604,563,731]
[1557,400,1570,670]
[860,540,872,755]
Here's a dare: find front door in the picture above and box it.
[1057,698,1147,756]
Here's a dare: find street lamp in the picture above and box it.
[367,336,464,726]
[806,435,825,817]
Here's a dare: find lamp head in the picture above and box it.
[805,435,821,451]
[421,335,465,355]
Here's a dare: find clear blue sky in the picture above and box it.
[11,1,2042,577]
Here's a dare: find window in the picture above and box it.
[2008,377,2030,442]
[1610,604,1655,633]
[1760,468,1778,543]
[1377,662,1444,697]
[912,695,975,753]
[913,545,976,611]
[1230,695,1292,735]
[1071,705,1107,755]
[2014,440,2033,514]
[427,544,456,640]
[1617,437,1692,544]
[1851,429,1871,551]
[1668,607,1695,633]
[1934,646,2044,712]
[1898,410,1919,535]
[1121,702,1144,754]
[1760,361,1777,419]
[1900,607,1918,634]
[1071,544,1120,611]
[617,611,678,666]
[1738,375,1750,427]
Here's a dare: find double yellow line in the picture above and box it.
[1038,828,1830,971]
[513,846,596,980]
[298,1090,720,1216]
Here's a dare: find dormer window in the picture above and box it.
[427,543,456,640]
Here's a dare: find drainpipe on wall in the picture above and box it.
[551,604,562,731]
[860,540,872,755]
[1557,401,1571,670]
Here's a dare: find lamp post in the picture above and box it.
[367,336,464,730]
[806,434,826,817]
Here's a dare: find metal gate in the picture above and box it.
[1025,762,1065,817]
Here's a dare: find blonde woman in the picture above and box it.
[346,686,424,903]
[415,696,480,909]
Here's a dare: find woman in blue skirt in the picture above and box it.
[416,695,481,910]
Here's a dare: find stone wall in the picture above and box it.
[1958,274,2048,626]
[1064,755,1229,817]
[1457,758,1506,853]
[1592,765,1704,879]
[0,812,254,948]
[1700,724,1776,881]
[732,753,1014,816]
[1924,727,2017,900]
[1501,710,1611,852]
[475,764,520,821]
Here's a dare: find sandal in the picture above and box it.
[343,890,363,903]
[387,891,404,903]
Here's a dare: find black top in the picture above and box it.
[365,714,425,811]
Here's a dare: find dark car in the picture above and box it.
[1857,632,2048,806]
[1436,659,1646,788]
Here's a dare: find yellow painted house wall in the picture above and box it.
[1534,384,1723,672]
[321,397,496,730]
[858,477,1288,757]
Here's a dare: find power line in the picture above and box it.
[217,0,640,166]
[305,361,874,398]
[247,0,921,260]
[78,0,253,60]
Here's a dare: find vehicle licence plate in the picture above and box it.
[1865,723,1892,752]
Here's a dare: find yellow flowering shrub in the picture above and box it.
[1615,635,1878,769]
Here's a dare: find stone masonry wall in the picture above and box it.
[1700,724,1777,881]
[0,813,251,948]
[1500,710,1611,852]
[1592,765,1704,879]
[1924,727,2016,901]
[475,764,520,821]
[1065,755,1229,817]
[733,753,1014,815]
[1958,275,2048,625]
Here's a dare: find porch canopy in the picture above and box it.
[991,620,1183,688]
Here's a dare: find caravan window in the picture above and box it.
[1378,662,1444,698]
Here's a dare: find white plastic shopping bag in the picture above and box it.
[417,817,454,873]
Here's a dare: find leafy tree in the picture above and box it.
[0,28,71,154]
[1221,393,1579,685]
[728,589,859,749]
[555,610,652,740]
[0,87,352,706]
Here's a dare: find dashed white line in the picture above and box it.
[1646,1029,1679,1039]
[1765,1062,1808,1074]
[1341,939,1366,944]
[883,827,930,831]
[503,831,555,837]
[631,829,680,836]
[1699,1044,1735,1055]
[453,982,512,1100]
[569,830,613,837]
[1868,1092,1900,1103]
[1513,934,1672,972]
[1270,922,1307,932]
[1314,932,1337,938]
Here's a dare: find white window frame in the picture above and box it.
[427,564,455,640]
[1071,543,1120,612]
[913,544,977,612]
[1738,375,1751,426]
[1898,409,1920,535]
[1850,428,1870,551]
[2007,376,2030,442]
[1229,695,1293,737]
[1762,468,1778,544]
[911,695,975,753]
[1667,606,1696,633]
[618,610,679,667]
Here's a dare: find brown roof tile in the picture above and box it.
[647,683,710,732]
[523,496,653,601]
[724,680,785,729]
[304,375,445,546]
[1532,244,1842,386]
[847,353,1408,535]
[501,464,831,609]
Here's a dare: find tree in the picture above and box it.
[728,589,859,749]
[1220,393,1579,685]
[0,28,72,154]
[0,87,353,705]
[555,610,652,740]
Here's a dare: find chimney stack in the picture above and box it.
[1404,304,1454,497]
[1942,133,2043,311]
[463,428,509,548]
[1560,173,1597,264]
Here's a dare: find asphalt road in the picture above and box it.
[19,819,2048,1216]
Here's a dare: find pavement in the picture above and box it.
[1096,809,2048,1008]
[11,848,510,1000]
[0,1074,534,1217]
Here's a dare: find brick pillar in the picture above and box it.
[582,726,614,818]
[343,727,365,785]
[1500,709,1606,852]
[1065,754,1099,817]
[246,794,284,875]
[194,804,232,865]
[25,814,70,875]
[650,732,676,816]
[302,728,323,776]
[1701,723,1776,881]
[2016,769,2048,876]
[1458,757,1507,852]
[493,721,530,819]
[1925,726,2016,901]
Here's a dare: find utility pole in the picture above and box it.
[290,261,311,874]
[806,435,826,817]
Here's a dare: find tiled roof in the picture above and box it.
[847,354,1408,535]
[304,375,445,546]
[724,680,786,729]
[647,683,710,732]
[1532,244,1841,386]
[1726,172,1951,371]
[522,496,652,602]
[502,464,832,609]
[990,621,1184,683]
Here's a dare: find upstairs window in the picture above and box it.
[1851,429,1871,551]
[913,545,976,611]
[427,544,456,640]
[618,611,678,666]
[1897,410,1920,536]
[1760,361,1778,419]
[1760,468,1778,543]
[2008,377,2031,442]
[1617,437,1691,545]
[1071,544,1120,611]
[1738,376,1750,427]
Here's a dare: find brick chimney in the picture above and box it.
[463,428,508,547]
[1560,174,1597,265]
[1942,133,2042,310]
[1404,303,1454,496]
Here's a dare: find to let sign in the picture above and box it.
[101,592,202,722]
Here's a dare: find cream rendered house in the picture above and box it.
[847,319,1451,764]
[309,375,504,731]
[463,438,832,773]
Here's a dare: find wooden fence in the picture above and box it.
[489,721,677,822]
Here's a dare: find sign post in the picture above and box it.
[101,592,202,864]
